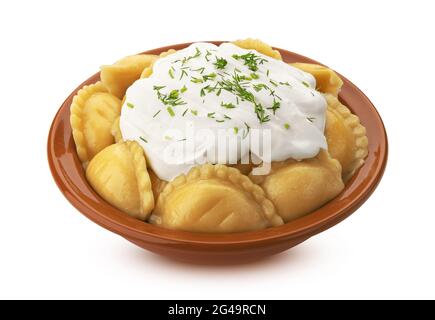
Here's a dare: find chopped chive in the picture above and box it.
[250,73,259,79]
[180,85,188,93]
[202,72,217,81]
[205,50,212,62]
[182,108,188,116]
[168,68,174,79]
[180,69,188,80]
[207,112,215,118]
[191,67,205,74]
[242,122,250,139]
[191,109,198,116]
[266,69,270,77]
[200,88,206,97]
[139,136,148,143]
[191,77,204,84]
[153,85,166,91]
[178,138,187,142]
[224,114,231,119]
[269,79,278,87]
[181,47,201,65]
[307,116,316,122]
[302,81,310,88]
[167,106,175,117]
[284,123,290,130]
[216,119,225,123]
[221,102,236,109]
[233,127,239,134]
[164,135,172,140]
[153,110,161,118]
[126,102,135,109]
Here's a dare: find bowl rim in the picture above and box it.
[48,41,388,246]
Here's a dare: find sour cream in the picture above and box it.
[120,42,327,181]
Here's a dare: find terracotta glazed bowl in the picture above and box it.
[48,41,388,263]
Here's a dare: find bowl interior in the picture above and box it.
[48,41,387,246]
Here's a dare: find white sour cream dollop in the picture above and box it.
[120,42,327,181]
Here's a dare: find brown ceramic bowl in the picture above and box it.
[48,41,388,263]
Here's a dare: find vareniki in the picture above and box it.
[70,39,368,233]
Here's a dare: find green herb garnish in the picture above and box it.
[267,99,280,115]
[153,110,161,118]
[168,68,174,79]
[202,72,217,82]
[232,52,268,71]
[191,77,204,84]
[180,85,188,93]
[167,106,175,117]
[181,47,201,65]
[126,102,135,109]
[180,69,188,80]
[221,102,236,109]
[302,81,310,88]
[242,122,251,139]
[191,67,205,74]
[182,108,188,116]
[214,57,228,69]
[139,136,148,143]
[307,116,315,122]
[191,109,198,116]
[207,112,215,118]
[284,123,290,130]
[154,86,186,106]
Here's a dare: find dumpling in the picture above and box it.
[70,82,121,165]
[152,164,283,233]
[290,63,343,96]
[232,38,282,60]
[140,49,177,79]
[86,141,154,220]
[324,94,369,181]
[250,150,344,222]
[100,54,158,98]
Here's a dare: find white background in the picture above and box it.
[1,0,434,300]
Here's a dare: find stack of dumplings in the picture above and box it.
[70,39,368,233]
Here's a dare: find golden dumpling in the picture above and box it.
[232,38,282,60]
[140,49,177,79]
[324,94,368,181]
[100,54,158,98]
[250,150,344,222]
[152,164,284,233]
[70,82,121,165]
[86,141,154,220]
[290,63,343,96]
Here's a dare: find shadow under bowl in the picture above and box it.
[48,41,388,264]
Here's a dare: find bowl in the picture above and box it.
[47,41,388,263]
